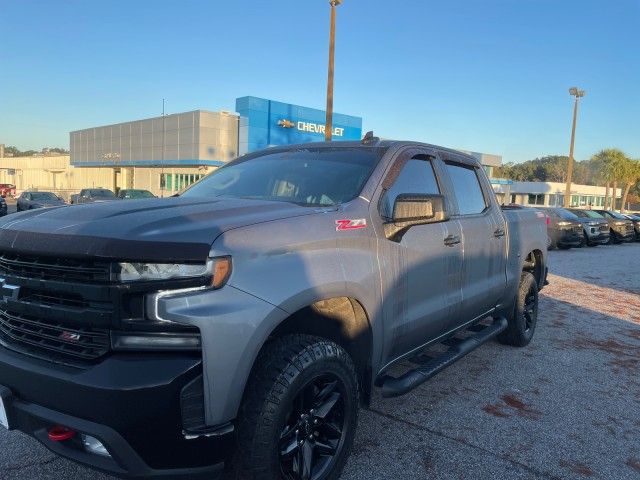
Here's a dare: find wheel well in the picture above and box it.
[523,249,544,288]
[267,297,373,406]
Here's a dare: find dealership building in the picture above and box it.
[2,95,504,198]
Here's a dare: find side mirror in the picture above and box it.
[384,193,448,240]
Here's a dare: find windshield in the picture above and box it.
[600,210,626,219]
[31,192,59,201]
[91,189,115,198]
[124,190,155,198]
[182,147,385,206]
[568,209,589,218]
[583,210,604,218]
[555,208,579,220]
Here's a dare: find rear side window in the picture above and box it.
[381,158,440,219]
[445,163,487,215]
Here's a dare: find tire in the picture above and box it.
[232,335,359,480]
[498,272,539,347]
[609,229,619,245]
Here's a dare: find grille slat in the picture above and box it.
[0,251,114,365]
[0,310,109,360]
[0,252,111,283]
[0,313,109,360]
[0,311,108,349]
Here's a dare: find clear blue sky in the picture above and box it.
[1,0,638,163]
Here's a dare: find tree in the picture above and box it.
[619,159,640,212]
[591,149,628,210]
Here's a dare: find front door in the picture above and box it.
[378,151,463,362]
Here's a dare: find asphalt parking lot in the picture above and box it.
[1,243,639,479]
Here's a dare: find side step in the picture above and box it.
[380,317,508,398]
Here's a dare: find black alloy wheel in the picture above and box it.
[522,285,538,332]
[233,335,358,480]
[280,375,347,480]
[498,271,539,347]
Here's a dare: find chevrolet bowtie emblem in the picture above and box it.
[0,277,20,304]
[277,119,295,128]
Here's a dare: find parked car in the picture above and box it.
[117,189,156,200]
[0,197,6,217]
[0,139,548,480]
[70,188,117,204]
[0,184,16,198]
[540,207,583,249]
[16,191,66,211]
[562,208,610,246]
[592,209,635,243]
[622,213,640,241]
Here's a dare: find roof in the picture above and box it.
[236,139,481,167]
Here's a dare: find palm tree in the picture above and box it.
[592,149,627,209]
[620,159,640,212]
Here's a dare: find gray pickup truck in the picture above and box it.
[0,138,547,480]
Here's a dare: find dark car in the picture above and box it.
[70,188,118,205]
[541,208,583,249]
[593,209,635,243]
[16,191,66,212]
[0,197,7,216]
[623,213,640,241]
[564,208,610,246]
[117,189,156,200]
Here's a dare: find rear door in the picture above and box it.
[376,149,463,361]
[441,156,506,325]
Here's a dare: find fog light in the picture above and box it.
[81,434,110,457]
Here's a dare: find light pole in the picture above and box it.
[563,87,585,207]
[324,0,342,142]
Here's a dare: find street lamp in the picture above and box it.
[563,87,586,207]
[324,0,342,142]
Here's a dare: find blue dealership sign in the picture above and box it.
[236,96,362,154]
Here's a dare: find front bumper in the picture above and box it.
[0,347,231,478]
[584,232,610,244]
[554,229,582,247]
[611,228,635,242]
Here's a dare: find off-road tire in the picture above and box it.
[498,272,539,347]
[231,334,359,480]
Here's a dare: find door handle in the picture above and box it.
[444,234,461,246]
[494,228,505,238]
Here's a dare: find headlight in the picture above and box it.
[557,221,571,226]
[115,257,231,287]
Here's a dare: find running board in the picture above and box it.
[380,317,508,398]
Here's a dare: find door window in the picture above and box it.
[381,157,440,219]
[445,163,487,215]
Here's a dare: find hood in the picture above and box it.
[0,197,321,262]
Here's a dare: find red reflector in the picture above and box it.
[546,216,550,225]
[48,426,76,442]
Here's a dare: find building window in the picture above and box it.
[510,193,517,204]
[570,195,580,206]
[527,193,545,205]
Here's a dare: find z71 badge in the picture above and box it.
[335,219,367,231]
